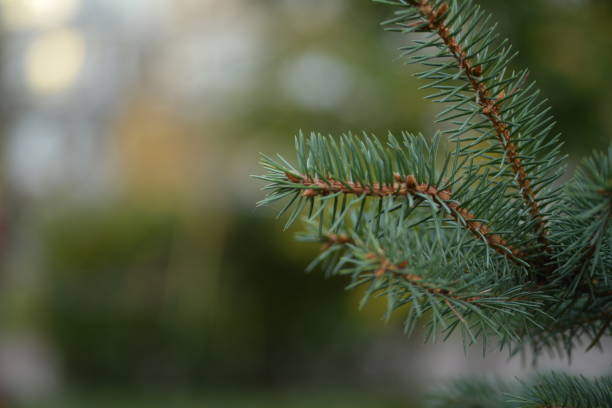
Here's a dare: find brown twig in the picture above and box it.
[321,233,353,250]
[412,0,552,254]
[286,172,526,263]
[365,252,476,301]
[363,252,527,304]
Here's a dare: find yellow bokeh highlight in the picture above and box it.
[25,28,86,94]
[1,0,79,30]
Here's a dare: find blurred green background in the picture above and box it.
[0,0,611,406]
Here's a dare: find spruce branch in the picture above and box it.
[254,0,612,364]
[412,0,548,246]
[286,171,522,260]
[309,216,548,345]
[257,132,526,263]
[429,374,612,408]
[552,146,612,289]
[379,0,566,260]
[514,293,612,360]
[512,373,612,408]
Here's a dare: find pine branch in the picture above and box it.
[286,170,523,260]
[360,251,485,302]
[308,217,548,346]
[552,146,612,289]
[257,132,533,266]
[513,294,612,360]
[512,373,612,408]
[429,374,612,408]
[254,0,612,363]
[413,0,548,246]
[379,0,565,259]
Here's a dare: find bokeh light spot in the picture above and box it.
[25,28,86,95]
[1,0,79,30]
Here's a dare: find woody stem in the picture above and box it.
[415,0,552,254]
[287,172,526,265]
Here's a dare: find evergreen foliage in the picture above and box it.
[430,373,612,408]
[255,0,612,406]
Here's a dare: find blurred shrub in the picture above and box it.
[41,205,196,385]
[38,205,369,389]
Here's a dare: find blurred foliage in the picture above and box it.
[41,205,195,385]
[38,206,375,389]
[19,390,409,408]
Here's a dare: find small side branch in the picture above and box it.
[321,233,353,250]
[364,252,525,304]
[366,252,479,301]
